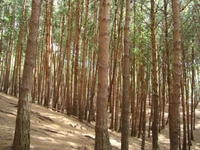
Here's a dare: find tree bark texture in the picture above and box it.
[12,0,42,150]
[151,0,159,149]
[95,0,112,149]
[121,0,130,149]
[170,0,181,149]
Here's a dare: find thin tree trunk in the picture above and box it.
[190,44,195,140]
[3,0,16,94]
[141,66,147,150]
[170,0,181,149]
[79,0,89,122]
[73,0,81,116]
[131,0,136,137]
[151,0,159,149]
[121,0,130,149]
[44,0,51,107]
[11,0,26,97]
[163,0,169,130]
[181,76,187,150]
[65,0,72,115]
[109,0,118,129]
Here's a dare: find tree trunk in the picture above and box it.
[190,45,195,140]
[170,0,181,149]
[121,0,130,149]
[44,0,51,107]
[12,0,41,149]
[73,0,81,116]
[109,0,118,129]
[65,0,72,116]
[163,0,169,130]
[181,76,187,150]
[3,0,16,94]
[95,0,112,149]
[151,0,159,149]
[11,0,26,97]
[79,0,89,122]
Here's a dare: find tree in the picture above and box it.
[170,0,181,149]
[73,0,81,116]
[44,0,52,107]
[12,0,42,149]
[121,0,130,149]
[95,0,112,149]
[151,0,159,149]
[11,0,26,97]
[3,0,16,94]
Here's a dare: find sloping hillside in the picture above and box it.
[0,92,199,150]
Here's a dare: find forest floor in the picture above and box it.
[0,92,199,150]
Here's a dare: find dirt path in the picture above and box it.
[0,92,199,150]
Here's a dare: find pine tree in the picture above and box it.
[12,0,42,149]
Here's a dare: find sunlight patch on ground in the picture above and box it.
[110,139,121,147]
[32,136,57,143]
[0,93,18,101]
[159,134,170,144]
[67,141,79,148]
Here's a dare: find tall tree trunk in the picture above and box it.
[131,0,136,137]
[12,0,41,149]
[3,0,16,94]
[121,0,130,149]
[53,12,65,110]
[65,0,72,115]
[141,65,146,150]
[170,0,181,149]
[88,50,97,123]
[95,0,112,149]
[73,0,81,116]
[163,0,169,130]
[11,0,26,97]
[79,0,89,122]
[151,0,159,149]
[190,44,195,140]
[109,0,118,129]
[44,0,51,107]
[181,76,187,150]
[88,0,98,123]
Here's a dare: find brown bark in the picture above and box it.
[3,0,16,94]
[181,76,187,150]
[138,65,143,139]
[131,0,136,137]
[65,0,72,115]
[73,0,81,116]
[151,0,159,149]
[44,0,51,107]
[88,0,98,123]
[11,0,26,97]
[141,66,146,150]
[53,13,65,110]
[170,0,181,149]
[183,49,192,149]
[162,0,169,130]
[95,0,112,149]
[190,45,195,140]
[109,0,118,129]
[121,0,130,149]
[79,0,89,122]
[12,0,41,149]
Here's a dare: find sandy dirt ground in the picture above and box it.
[0,92,199,150]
